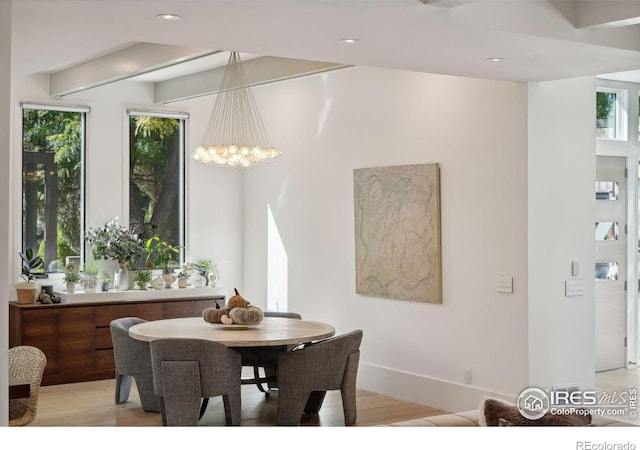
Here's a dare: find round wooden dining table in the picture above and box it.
[128,316,335,347]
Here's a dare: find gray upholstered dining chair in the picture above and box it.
[240,311,302,397]
[9,345,47,426]
[276,329,363,426]
[110,317,161,413]
[150,338,242,426]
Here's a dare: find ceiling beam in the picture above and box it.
[50,43,217,97]
[154,56,349,104]
[574,0,640,29]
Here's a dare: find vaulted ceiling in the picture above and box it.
[11,0,640,103]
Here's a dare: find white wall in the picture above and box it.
[242,66,530,410]
[9,78,245,298]
[528,77,597,391]
[1,0,12,427]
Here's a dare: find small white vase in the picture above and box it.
[151,276,164,290]
[178,278,187,288]
[67,282,76,294]
[115,263,130,291]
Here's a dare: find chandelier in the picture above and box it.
[192,51,280,168]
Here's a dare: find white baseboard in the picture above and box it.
[357,362,516,413]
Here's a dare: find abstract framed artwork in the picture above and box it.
[353,163,442,303]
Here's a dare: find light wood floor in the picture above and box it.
[29,368,637,427]
[595,366,640,425]
[30,378,447,427]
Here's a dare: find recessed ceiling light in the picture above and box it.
[487,57,504,62]
[339,38,359,44]
[156,13,181,21]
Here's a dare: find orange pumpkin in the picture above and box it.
[227,288,250,309]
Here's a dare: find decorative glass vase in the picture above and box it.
[82,277,98,293]
[208,271,219,287]
[162,272,176,288]
[193,274,206,288]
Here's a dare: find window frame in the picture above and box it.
[20,102,89,275]
[126,109,188,266]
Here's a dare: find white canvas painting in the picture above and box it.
[353,163,442,303]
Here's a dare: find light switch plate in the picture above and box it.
[565,279,584,297]
[496,276,513,294]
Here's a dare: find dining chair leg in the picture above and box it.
[222,385,241,425]
[340,352,360,426]
[159,396,167,426]
[115,372,132,404]
[277,390,310,426]
[303,391,327,415]
[161,361,201,426]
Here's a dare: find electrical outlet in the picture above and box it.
[464,368,472,384]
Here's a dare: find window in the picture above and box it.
[21,103,88,273]
[596,88,627,141]
[128,110,186,267]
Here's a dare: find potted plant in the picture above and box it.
[81,262,99,293]
[16,248,43,304]
[194,258,218,286]
[100,274,111,292]
[134,269,152,290]
[145,236,182,288]
[177,271,189,288]
[63,265,81,294]
[84,218,144,291]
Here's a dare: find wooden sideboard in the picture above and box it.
[9,293,225,385]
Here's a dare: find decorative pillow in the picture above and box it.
[498,418,515,427]
[479,398,591,427]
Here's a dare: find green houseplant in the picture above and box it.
[81,262,99,293]
[84,218,144,265]
[146,236,182,288]
[134,269,152,290]
[63,265,81,294]
[84,218,144,291]
[193,258,218,286]
[145,236,181,274]
[177,271,189,288]
[16,248,43,304]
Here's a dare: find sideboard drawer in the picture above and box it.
[95,326,113,350]
[95,349,115,369]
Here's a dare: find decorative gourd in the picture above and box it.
[220,314,234,325]
[202,307,230,324]
[227,288,249,309]
[228,305,264,325]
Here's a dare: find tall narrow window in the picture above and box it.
[21,103,88,273]
[128,111,186,266]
